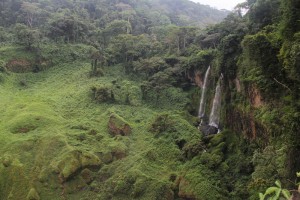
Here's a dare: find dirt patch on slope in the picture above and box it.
[6,59,34,73]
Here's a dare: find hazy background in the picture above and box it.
[190,0,246,10]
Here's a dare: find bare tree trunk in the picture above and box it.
[177,36,180,55]
[183,36,186,50]
[27,13,33,28]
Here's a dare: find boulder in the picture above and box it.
[199,125,218,136]
[55,150,101,182]
[108,114,131,136]
[80,168,94,184]
[98,152,113,164]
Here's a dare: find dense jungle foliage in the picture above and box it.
[0,0,299,199]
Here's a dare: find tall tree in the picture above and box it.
[20,2,41,28]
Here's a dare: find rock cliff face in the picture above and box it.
[225,106,267,142]
[187,70,204,88]
[190,2,300,194]
[246,84,264,108]
[223,81,267,141]
[193,70,204,88]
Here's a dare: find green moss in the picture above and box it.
[0,161,31,200]
[1,102,63,134]
[53,150,101,181]
[209,132,225,146]
[64,176,87,194]
[149,113,175,134]
[279,40,300,82]
[26,188,40,200]
[80,168,94,184]
[180,166,224,200]
[91,85,115,103]
[109,113,131,129]
[199,152,223,169]
[240,32,283,99]
[0,46,36,63]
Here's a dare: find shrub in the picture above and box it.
[0,60,7,73]
[91,86,115,103]
[149,113,175,134]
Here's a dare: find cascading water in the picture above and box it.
[198,66,211,119]
[209,74,223,129]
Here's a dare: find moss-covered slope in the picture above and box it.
[0,45,224,200]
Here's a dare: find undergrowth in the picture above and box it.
[0,45,217,200]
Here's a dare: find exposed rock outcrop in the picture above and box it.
[80,168,94,184]
[108,114,132,136]
[199,125,218,136]
[194,70,203,87]
[246,84,263,108]
[6,59,33,73]
[225,107,267,142]
[234,78,241,92]
[54,150,101,182]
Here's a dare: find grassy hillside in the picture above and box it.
[0,0,299,199]
[0,43,262,200]
[0,45,205,199]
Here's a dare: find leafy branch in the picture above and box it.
[259,180,291,200]
[259,172,300,200]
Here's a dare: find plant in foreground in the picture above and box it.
[259,172,300,200]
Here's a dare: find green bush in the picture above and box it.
[0,60,7,73]
[240,32,284,99]
[199,152,223,169]
[149,113,175,134]
[91,86,115,103]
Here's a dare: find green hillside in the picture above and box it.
[0,0,300,200]
[0,45,204,199]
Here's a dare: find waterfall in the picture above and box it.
[198,66,211,118]
[209,74,223,129]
